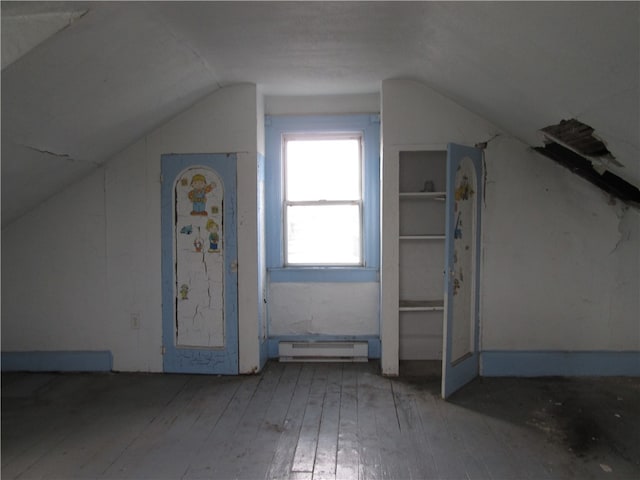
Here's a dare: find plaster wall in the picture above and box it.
[265,93,380,116]
[381,78,639,374]
[256,89,268,366]
[481,140,639,351]
[2,84,263,373]
[268,283,379,336]
[2,169,109,352]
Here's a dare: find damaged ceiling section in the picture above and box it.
[535,119,640,206]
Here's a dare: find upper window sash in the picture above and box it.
[282,133,363,203]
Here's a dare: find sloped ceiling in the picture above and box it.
[2,1,638,226]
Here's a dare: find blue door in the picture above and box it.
[442,144,482,398]
[161,154,238,374]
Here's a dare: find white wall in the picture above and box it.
[481,139,640,351]
[2,169,109,352]
[2,84,263,373]
[268,283,379,336]
[381,78,639,375]
[265,93,380,116]
[256,88,268,364]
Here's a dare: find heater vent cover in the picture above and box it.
[278,341,368,362]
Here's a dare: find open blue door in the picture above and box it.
[161,154,238,374]
[442,143,482,399]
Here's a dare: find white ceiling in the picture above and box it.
[2,1,638,226]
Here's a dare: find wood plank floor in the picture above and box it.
[2,361,639,479]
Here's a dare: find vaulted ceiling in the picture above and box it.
[2,1,638,226]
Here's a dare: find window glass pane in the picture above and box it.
[286,204,361,265]
[286,138,360,201]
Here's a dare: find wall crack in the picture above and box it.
[21,144,99,166]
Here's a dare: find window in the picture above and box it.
[265,114,380,282]
[284,134,363,265]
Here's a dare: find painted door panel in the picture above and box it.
[442,143,482,399]
[161,154,238,374]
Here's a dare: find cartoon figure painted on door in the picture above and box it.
[188,173,215,216]
[450,161,476,362]
[175,167,225,348]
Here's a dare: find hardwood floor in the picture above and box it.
[2,362,639,479]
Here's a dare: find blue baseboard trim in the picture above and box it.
[1,351,113,372]
[267,336,381,359]
[482,351,640,377]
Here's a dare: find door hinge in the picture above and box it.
[161,345,166,355]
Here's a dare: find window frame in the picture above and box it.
[282,132,364,267]
[265,114,380,283]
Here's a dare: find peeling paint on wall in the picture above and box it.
[536,120,640,206]
[611,206,636,254]
[268,283,379,336]
[174,167,225,348]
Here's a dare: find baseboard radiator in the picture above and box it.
[278,341,368,362]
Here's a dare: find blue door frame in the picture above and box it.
[161,154,238,374]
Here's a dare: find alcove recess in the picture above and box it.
[398,150,446,360]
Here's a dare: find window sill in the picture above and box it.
[268,267,379,283]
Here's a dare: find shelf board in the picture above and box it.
[399,300,445,311]
[399,235,445,240]
[399,192,446,200]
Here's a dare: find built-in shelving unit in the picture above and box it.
[399,299,444,311]
[399,235,445,240]
[398,150,447,361]
[399,192,446,200]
